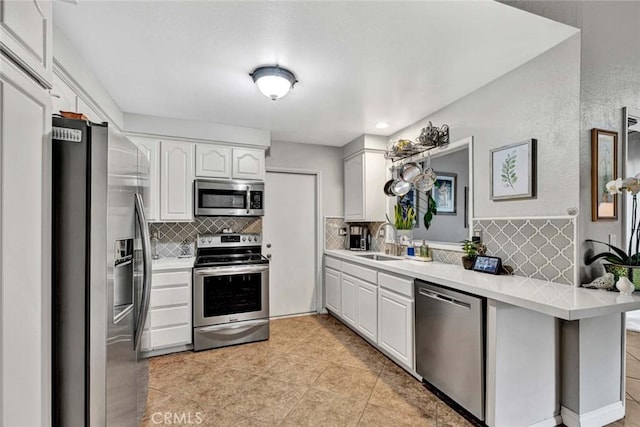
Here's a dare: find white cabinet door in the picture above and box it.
[378,288,414,370]
[1,54,52,427]
[51,74,77,115]
[133,139,160,221]
[325,267,341,315]
[160,141,194,221]
[344,153,364,221]
[356,279,378,343]
[232,148,265,180]
[195,144,232,178]
[0,0,52,87]
[341,274,357,326]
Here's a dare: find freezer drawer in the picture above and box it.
[415,281,485,420]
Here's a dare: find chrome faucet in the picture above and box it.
[376,222,402,256]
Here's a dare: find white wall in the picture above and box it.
[266,140,344,217]
[389,34,582,219]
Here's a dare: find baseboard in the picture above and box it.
[561,401,625,427]
[528,415,563,427]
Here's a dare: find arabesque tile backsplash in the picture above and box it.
[150,217,262,258]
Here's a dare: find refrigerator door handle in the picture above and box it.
[134,193,152,350]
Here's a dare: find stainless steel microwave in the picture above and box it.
[194,179,264,216]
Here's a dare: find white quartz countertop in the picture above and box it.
[325,250,640,321]
[152,257,195,271]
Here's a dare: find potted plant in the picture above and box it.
[461,240,478,270]
[393,203,416,241]
[586,176,640,290]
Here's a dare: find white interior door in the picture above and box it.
[263,171,317,317]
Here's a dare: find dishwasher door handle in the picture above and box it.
[418,288,471,310]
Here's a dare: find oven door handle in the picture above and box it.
[196,319,269,335]
[246,185,251,214]
[194,265,269,276]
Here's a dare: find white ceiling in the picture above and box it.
[53,1,578,146]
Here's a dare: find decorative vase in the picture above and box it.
[603,264,640,292]
[396,229,414,244]
[462,255,475,270]
[617,277,635,295]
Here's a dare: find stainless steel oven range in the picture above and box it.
[193,233,269,351]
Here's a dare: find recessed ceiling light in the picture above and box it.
[375,122,389,129]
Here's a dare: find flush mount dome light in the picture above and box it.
[250,65,298,101]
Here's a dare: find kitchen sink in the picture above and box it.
[356,254,400,261]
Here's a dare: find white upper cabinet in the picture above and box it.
[133,139,160,222]
[160,141,194,221]
[232,148,265,180]
[195,144,232,178]
[0,0,53,87]
[344,151,386,222]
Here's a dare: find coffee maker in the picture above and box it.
[348,225,370,251]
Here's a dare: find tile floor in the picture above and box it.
[142,315,640,427]
[142,314,471,426]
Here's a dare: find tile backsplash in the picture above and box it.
[474,217,576,285]
[324,217,385,251]
[150,217,262,258]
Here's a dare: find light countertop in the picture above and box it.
[325,249,640,321]
[152,257,195,271]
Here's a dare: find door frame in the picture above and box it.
[265,167,323,314]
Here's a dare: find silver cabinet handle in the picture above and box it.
[246,185,251,214]
[266,243,271,248]
[418,288,471,310]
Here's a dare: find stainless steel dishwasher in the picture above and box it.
[415,280,485,421]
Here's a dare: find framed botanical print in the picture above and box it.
[490,139,537,201]
[433,173,456,214]
[591,128,618,221]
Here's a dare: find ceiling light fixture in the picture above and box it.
[250,65,298,101]
[375,122,389,129]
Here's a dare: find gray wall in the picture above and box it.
[389,33,582,219]
[414,148,469,243]
[266,140,344,217]
[504,1,640,282]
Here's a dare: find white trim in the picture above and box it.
[473,215,577,221]
[123,130,269,150]
[560,402,624,427]
[265,167,324,314]
[528,415,563,427]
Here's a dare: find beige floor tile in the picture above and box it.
[358,403,436,427]
[629,356,640,380]
[629,378,640,403]
[223,376,308,424]
[177,367,259,408]
[148,359,209,394]
[262,353,329,385]
[368,368,438,419]
[436,399,475,427]
[629,345,640,361]
[280,388,367,427]
[629,332,640,348]
[338,339,387,373]
[311,364,379,400]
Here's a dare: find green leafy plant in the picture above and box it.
[423,193,437,230]
[461,240,478,257]
[394,203,416,230]
[501,151,518,190]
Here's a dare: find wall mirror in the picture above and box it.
[394,137,473,247]
[624,107,640,245]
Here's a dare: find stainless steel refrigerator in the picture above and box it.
[52,117,152,427]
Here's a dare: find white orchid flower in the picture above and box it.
[607,178,623,194]
[624,177,640,195]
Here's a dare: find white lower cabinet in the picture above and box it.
[356,279,378,342]
[325,267,341,315]
[142,269,192,354]
[378,288,414,370]
[341,274,358,326]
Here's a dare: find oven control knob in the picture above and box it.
[242,236,247,242]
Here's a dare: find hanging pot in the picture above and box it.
[400,162,422,183]
[391,179,411,196]
[414,167,437,192]
[383,179,395,197]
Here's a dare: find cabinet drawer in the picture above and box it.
[151,286,190,308]
[342,261,377,283]
[150,306,191,329]
[378,272,413,298]
[325,256,341,270]
[152,270,191,287]
[151,325,192,348]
